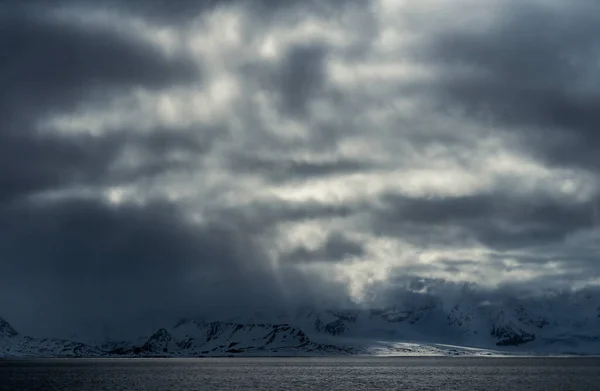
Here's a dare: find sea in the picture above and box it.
[1,357,599,390]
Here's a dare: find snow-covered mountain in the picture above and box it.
[288,288,600,354]
[104,320,355,356]
[0,317,101,357]
[0,316,352,357]
[2,286,600,357]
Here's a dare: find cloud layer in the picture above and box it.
[1,0,599,335]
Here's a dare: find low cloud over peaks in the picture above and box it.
[1,0,600,336]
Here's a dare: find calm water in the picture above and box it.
[1,357,599,390]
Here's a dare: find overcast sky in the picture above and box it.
[1,0,600,336]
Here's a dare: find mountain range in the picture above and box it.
[2,286,600,357]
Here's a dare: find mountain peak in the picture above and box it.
[0,316,18,338]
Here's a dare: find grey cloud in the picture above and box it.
[0,198,337,336]
[0,4,199,124]
[0,128,210,203]
[276,43,330,117]
[0,132,119,203]
[0,0,359,335]
[373,193,598,250]
[284,232,365,264]
[229,154,378,182]
[240,42,333,119]
[365,191,600,288]
[108,128,218,184]
[207,200,361,235]
[2,0,221,27]
[235,0,370,24]
[364,273,600,308]
[357,276,476,309]
[437,259,480,274]
[2,0,600,337]
[0,3,205,201]
[20,0,367,24]
[419,0,600,171]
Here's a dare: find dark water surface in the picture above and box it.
[1,357,599,390]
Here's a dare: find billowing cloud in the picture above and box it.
[1,0,599,337]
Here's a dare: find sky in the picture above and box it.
[1,0,600,336]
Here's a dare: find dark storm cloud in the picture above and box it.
[15,0,367,24]
[0,132,119,203]
[0,198,335,336]
[1,0,221,23]
[0,0,350,336]
[0,2,205,201]
[419,0,600,170]
[0,128,210,203]
[0,5,199,123]
[0,0,239,332]
[284,232,365,264]
[2,0,600,339]
[373,193,597,250]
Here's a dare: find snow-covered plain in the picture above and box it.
[2,287,600,357]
